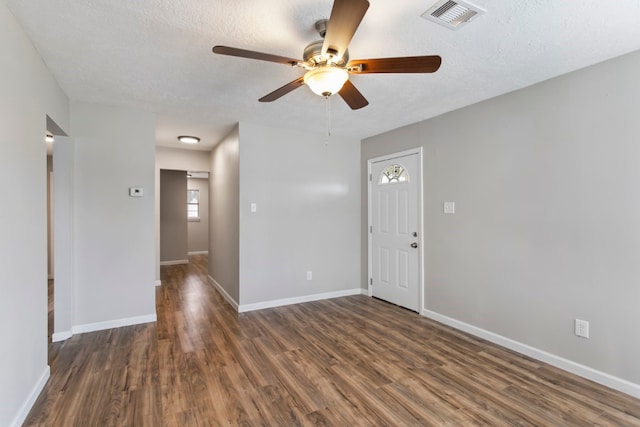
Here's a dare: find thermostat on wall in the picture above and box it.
[129,187,143,197]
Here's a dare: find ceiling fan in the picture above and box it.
[212,0,441,110]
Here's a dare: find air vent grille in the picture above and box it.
[421,0,485,30]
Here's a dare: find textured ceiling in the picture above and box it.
[7,0,640,149]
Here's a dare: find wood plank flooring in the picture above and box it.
[25,255,640,426]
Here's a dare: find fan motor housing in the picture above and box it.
[303,40,349,67]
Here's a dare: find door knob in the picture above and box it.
[410,242,418,248]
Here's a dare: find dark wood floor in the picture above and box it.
[26,255,640,426]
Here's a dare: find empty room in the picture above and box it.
[2,0,640,425]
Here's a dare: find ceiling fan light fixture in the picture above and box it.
[303,66,349,97]
[45,133,54,143]
[177,135,200,144]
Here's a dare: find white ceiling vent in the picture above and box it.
[421,0,485,30]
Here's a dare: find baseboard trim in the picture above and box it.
[422,309,640,399]
[239,288,364,313]
[207,275,239,311]
[10,365,50,427]
[155,280,162,287]
[160,259,188,266]
[71,313,157,335]
[188,251,208,255]
[51,330,72,342]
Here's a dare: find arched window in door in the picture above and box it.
[379,164,409,184]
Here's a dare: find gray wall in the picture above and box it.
[239,122,361,306]
[209,126,240,302]
[0,3,70,425]
[71,102,156,326]
[187,177,209,254]
[160,169,188,263]
[362,50,640,386]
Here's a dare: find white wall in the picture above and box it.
[156,147,211,171]
[0,3,70,426]
[209,126,240,303]
[71,102,156,327]
[52,137,74,340]
[47,156,53,278]
[238,122,361,308]
[362,50,640,392]
[187,177,209,254]
[155,147,210,278]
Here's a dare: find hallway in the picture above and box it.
[25,255,640,425]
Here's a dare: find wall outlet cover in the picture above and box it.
[575,319,590,338]
[444,201,455,214]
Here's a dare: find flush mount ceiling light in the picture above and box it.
[303,66,349,97]
[178,136,200,144]
[45,133,54,143]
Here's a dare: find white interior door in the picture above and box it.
[370,151,421,312]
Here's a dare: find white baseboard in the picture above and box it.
[207,275,239,311]
[10,365,50,427]
[422,309,640,399]
[71,313,157,335]
[154,280,162,287]
[239,288,364,313]
[188,251,208,255]
[160,259,188,266]
[51,330,72,342]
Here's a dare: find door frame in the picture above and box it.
[52,136,75,342]
[367,147,425,314]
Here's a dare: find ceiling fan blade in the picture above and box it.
[259,78,305,102]
[338,80,369,110]
[322,0,370,59]
[213,46,301,66]
[348,56,442,74]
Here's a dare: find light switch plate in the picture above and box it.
[444,201,455,214]
[250,203,257,213]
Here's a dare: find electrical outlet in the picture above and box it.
[575,319,589,338]
[306,271,312,281]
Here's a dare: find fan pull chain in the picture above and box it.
[325,95,331,145]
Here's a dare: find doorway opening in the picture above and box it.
[159,169,209,266]
[46,146,54,355]
[46,114,70,356]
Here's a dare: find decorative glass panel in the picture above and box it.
[187,190,199,218]
[379,164,409,184]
